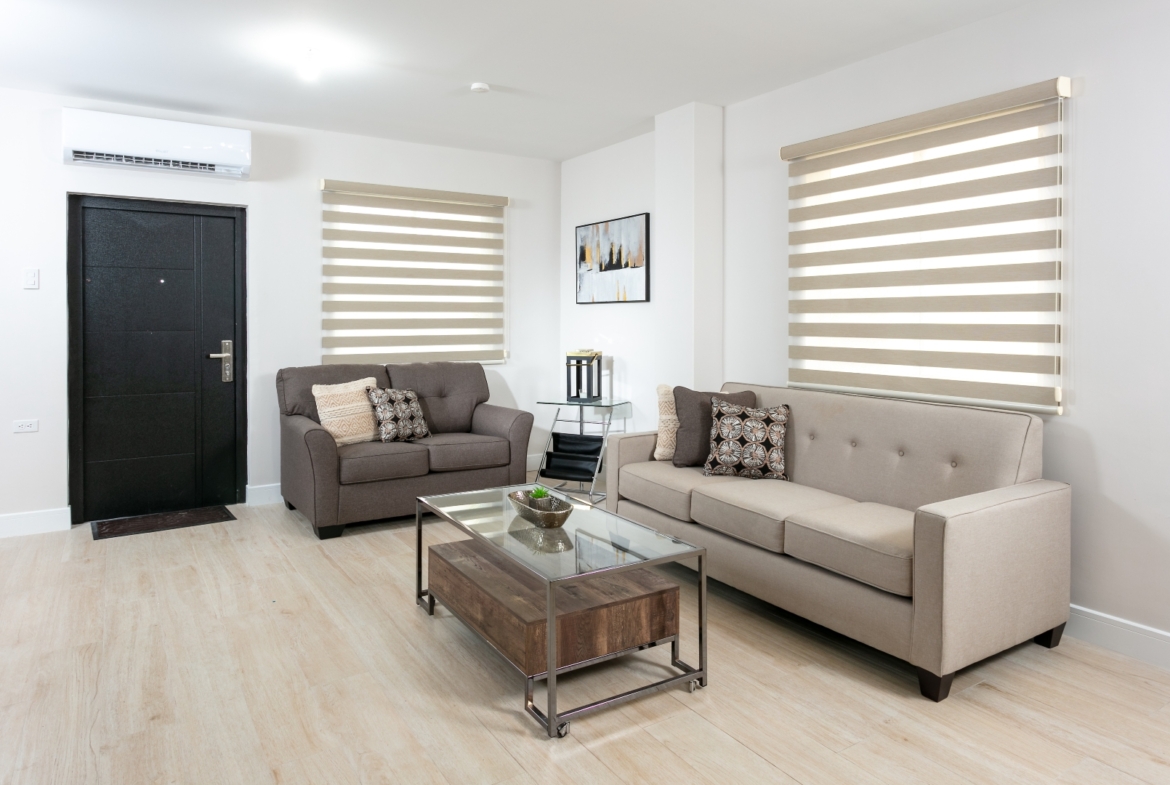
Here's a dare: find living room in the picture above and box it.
[1,0,1168,781]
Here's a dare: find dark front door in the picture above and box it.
[68,196,247,523]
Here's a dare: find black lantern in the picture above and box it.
[566,351,602,403]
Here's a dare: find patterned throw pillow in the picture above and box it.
[311,377,379,446]
[366,387,431,442]
[653,384,679,461]
[703,398,790,480]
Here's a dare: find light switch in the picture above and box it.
[23,269,39,289]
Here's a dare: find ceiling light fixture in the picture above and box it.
[250,26,367,84]
[470,82,491,93]
[297,49,322,83]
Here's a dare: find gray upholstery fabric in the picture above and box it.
[276,364,389,422]
[338,466,512,523]
[722,383,1044,512]
[414,432,510,472]
[691,480,855,553]
[617,500,914,662]
[280,414,340,530]
[337,441,429,484]
[619,462,746,522]
[785,503,915,597]
[387,362,490,433]
[471,403,534,485]
[672,387,756,467]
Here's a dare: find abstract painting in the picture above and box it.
[575,212,649,304]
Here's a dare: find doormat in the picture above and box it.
[90,505,236,540]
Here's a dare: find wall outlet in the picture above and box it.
[13,419,38,433]
[22,269,39,289]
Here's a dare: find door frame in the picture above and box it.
[67,194,248,524]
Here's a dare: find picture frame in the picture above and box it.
[575,212,650,304]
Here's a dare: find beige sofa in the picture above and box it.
[606,383,1071,700]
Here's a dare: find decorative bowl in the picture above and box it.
[508,490,574,528]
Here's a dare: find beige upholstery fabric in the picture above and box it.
[605,431,658,513]
[691,481,854,553]
[786,503,914,596]
[653,385,680,462]
[415,432,510,472]
[722,383,1044,511]
[617,500,914,661]
[311,377,378,446]
[337,441,429,484]
[911,480,1071,676]
[619,462,745,522]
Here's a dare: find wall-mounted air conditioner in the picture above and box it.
[62,109,251,179]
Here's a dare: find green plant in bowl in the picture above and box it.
[529,486,549,499]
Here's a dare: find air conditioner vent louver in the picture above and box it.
[72,150,220,173]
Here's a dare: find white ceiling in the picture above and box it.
[0,0,1033,161]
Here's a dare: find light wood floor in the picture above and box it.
[2,502,1170,785]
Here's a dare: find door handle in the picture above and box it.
[208,339,233,382]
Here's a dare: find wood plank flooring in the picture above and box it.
[2,501,1169,785]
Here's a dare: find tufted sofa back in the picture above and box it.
[387,362,490,433]
[721,382,1043,512]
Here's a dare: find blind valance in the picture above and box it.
[320,180,507,365]
[782,78,1070,414]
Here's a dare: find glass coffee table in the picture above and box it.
[415,485,707,738]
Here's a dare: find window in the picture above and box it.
[781,78,1069,414]
[320,180,507,364]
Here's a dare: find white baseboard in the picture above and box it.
[1067,604,1170,671]
[527,453,543,472]
[0,506,72,539]
[246,483,283,506]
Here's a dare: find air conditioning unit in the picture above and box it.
[62,109,251,179]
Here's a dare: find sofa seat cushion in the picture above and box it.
[784,503,914,596]
[619,462,746,522]
[415,432,509,472]
[691,482,855,554]
[338,441,429,484]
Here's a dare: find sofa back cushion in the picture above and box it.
[721,383,1043,511]
[276,364,390,422]
[387,362,490,433]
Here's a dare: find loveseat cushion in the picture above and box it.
[338,441,429,484]
[784,502,914,596]
[620,462,746,522]
[691,481,854,553]
[415,433,509,472]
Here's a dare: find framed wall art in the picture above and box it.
[575,212,649,304]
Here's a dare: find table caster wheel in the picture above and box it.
[688,679,701,693]
[556,721,570,738]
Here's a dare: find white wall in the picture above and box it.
[724,0,1170,644]
[0,85,560,536]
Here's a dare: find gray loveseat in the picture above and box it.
[277,362,533,539]
[606,382,1071,701]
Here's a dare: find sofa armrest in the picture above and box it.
[911,479,1071,676]
[280,414,340,530]
[472,403,535,485]
[604,431,658,512]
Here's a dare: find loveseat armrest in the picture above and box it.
[911,479,1071,677]
[471,403,534,484]
[604,431,658,512]
[280,414,340,532]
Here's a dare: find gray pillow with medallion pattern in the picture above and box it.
[366,387,431,442]
[703,398,790,480]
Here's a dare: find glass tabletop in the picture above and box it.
[419,485,700,582]
[536,399,630,408]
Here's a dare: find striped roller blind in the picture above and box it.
[320,179,508,365]
[781,78,1070,414]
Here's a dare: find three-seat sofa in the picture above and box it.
[606,382,1071,700]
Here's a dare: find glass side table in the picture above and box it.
[535,399,632,503]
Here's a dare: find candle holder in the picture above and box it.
[565,351,602,403]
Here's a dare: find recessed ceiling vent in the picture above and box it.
[62,109,251,179]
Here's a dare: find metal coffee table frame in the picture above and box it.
[415,492,707,739]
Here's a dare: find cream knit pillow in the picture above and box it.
[311,377,378,446]
[654,384,679,461]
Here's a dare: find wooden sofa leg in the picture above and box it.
[1034,622,1066,649]
[314,525,344,540]
[284,499,295,510]
[916,668,955,702]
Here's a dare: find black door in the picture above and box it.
[68,196,247,524]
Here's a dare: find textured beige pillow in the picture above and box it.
[311,377,378,446]
[654,384,679,461]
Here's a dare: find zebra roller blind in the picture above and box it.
[781,78,1070,414]
[320,179,508,365]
